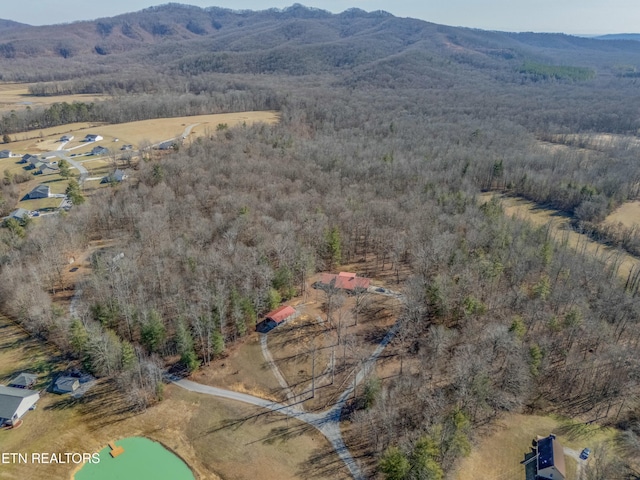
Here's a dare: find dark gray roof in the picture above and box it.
[9,208,30,220]
[8,373,37,387]
[54,376,79,392]
[0,385,39,420]
[28,184,50,198]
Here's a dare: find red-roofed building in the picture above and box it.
[265,305,297,325]
[316,272,370,293]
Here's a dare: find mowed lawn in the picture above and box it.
[454,413,615,480]
[0,315,347,480]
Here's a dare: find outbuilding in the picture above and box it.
[8,373,38,389]
[53,376,80,394]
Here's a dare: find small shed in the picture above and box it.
[53,376,80,394]
[0,385,39,426]
[265,305,297,326]
[8,373,37,389]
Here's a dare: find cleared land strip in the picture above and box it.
[486,193,640,281]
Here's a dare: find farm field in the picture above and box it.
[482,193,640,281]
[0,83,110,114]
[0,314,346,480]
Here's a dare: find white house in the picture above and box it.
[84,134,103,142]
[0,385,40,426]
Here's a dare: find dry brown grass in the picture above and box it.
[0,314,349,480]
[453,413,617,480]
[0,83,109,114]
[482,193,640,281]
[604,200,640,229]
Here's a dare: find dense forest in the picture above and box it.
[1,3,640,479]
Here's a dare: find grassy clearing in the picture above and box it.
[0,314,345,480]
[0,84,109,114]
[453,413,616,480]
[483,193,640,281]
[605,200,640,229]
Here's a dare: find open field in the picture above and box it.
[605,200,640,229]
[482,193,640,281]
[3,111,279,156]
[0,314,347,480]
[454,413,616,480]
[0,83,109,114]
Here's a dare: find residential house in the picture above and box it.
[102,169,128,183]
[536,434,566,480]
[27,156,43,169]
[53,376,80,394]
[19,154,38,164]
[157,141,175,150]
[0,385,39,426]
[8,208,30,221]
[8,373,37,389]
[91,145,109,155]
[38,163,59,176]
[316,272,371,293]
[83,134,103,142]
[26,184,51,199]
[59,135,73,142]
[0,149,11,158]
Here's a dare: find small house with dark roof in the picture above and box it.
[83,134,103,142]
[536,434,566,480]
[26,184,51,199]
[102,169,127,183]
[0,149,12,158]
[60,135,73,142]
[53,376,80,394]
[8,208,30,222]
[20,154,38,164]
[38,163,59,176]
[8,372,37,389]
[0,385,39,426]
[91,145,109,156]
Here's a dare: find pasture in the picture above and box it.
[0,83,109,114]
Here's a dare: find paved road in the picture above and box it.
[151,123,201,148]
[175,378,366,480]
[175,318,401,480]
[259,334,299,407]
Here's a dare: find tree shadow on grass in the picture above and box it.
[299,443,351,479]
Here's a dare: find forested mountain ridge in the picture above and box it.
[0,3,639,81]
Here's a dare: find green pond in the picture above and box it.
[75,436,194,480]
